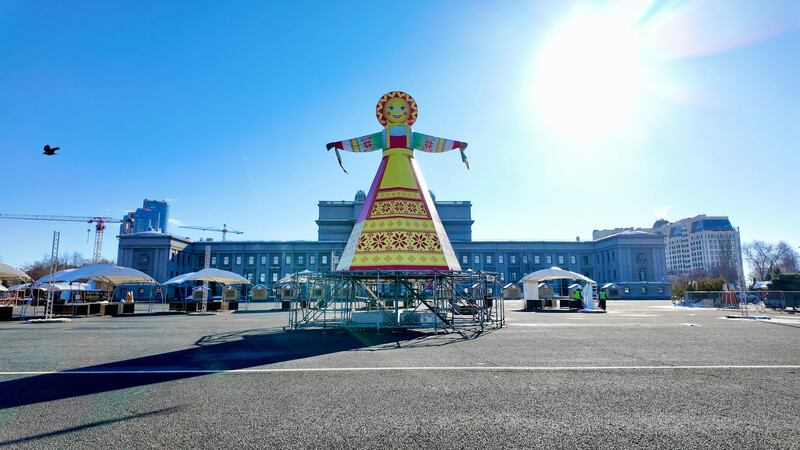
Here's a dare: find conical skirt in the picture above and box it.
[337,149,461,271]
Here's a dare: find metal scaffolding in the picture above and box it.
[287,270,504,332]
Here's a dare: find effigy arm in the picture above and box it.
[412,132,470,169]
[325,132,384,173]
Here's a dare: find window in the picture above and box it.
[582,255,589,265]
[321,255,328,265]
[498,255,504,264]
[523,255,528,264]
[511,272,517,281]
[261,256,266,265]
[641,286,647,294]
[236,256,242,265]
[248,256,254,265]
[534,255,540,264]
[273,256,279,265]
[558,255,564,264]
[658,286,664,294]
[332,255,339,265]
[310,255,315,265]
[570,255,576,264]
[510,255,516,264]
[272,273,278,282]
[211,256,216,265]
[298,256,304,265]
[475,255,480,264]
[624,286,630,294]
[223,256,229,265]
[138,288,144,295]
[486,255,492,264]
[638,269,646,281]
[462,255,468,264]
[247,273,254,282]
[285,255,291,265]
[546,255,551,264]
[260,273,266,283]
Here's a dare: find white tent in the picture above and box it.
[581,283,595,310]
[277,272,311,285]
[61,264,157,285]
[180,268,250,285]
[0,262,32,283]
[0,284,7,291]
[163,272,197,285]
[520,267,596,302]
[38,282,93,291]
[38,282,95,301]
[35,268,78,284]
[753,281,771,290]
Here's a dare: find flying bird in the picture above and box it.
[43,145,60,155]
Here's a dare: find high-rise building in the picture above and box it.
[595,215,744,286]
[119,199,169,235]
[654,215,744,285]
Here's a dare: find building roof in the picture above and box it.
[594,229,658,241]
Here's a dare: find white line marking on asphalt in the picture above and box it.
[0,365,798,375]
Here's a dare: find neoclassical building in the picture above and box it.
[117,193,670,299]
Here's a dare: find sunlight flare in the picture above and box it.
[535,14,643,141]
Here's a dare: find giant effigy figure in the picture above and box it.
[326,91,469,271]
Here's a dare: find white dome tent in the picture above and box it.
[520,267,598,311]
[163,268,251,312]
[0,262,32,283]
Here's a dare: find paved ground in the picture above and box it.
[0,300,798,448]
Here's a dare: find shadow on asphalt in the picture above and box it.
[232,309,287,314]
[0,328,446,410]
[754,319,800,330]
[517,309,580,314]
[0,406,185,446]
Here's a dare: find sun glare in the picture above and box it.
[535,14,642,142]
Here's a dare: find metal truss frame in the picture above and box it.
[287,270,505,332]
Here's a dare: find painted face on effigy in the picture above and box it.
[383,97,410,124]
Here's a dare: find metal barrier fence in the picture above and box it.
[679,290,800,311]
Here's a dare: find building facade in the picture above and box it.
[117,194,671,299]
[655,215,744,284]
[594,215,745,286]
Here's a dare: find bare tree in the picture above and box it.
[68,252,89,267]
[778,243,799,273]
[743,240,794,281]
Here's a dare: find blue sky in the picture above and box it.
[2,0,800,270]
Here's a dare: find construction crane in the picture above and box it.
[0,214,128,263]
[178,223,243,241]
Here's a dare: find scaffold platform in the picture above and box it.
[285,270,504,332]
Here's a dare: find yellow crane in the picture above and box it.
[178,223,243,241]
